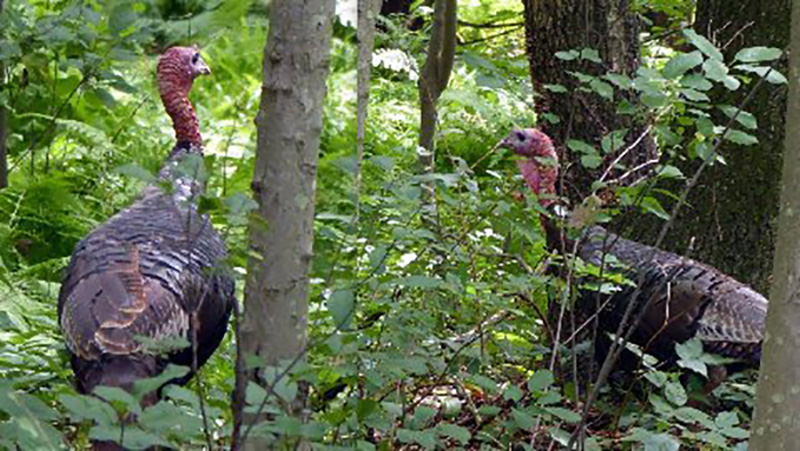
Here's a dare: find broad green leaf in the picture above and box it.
[437,423,471,444]
[735,64,788,84]
[528,369,554,392]
[93,386,140,415]
[641,196,669,220]
[684,29,723,60]
[664,381,688,406]
[735,46,782,62]
[723,129,758,146]
[581,154,602,169]
[555,50,579,61]
[328,289,355,330]
[132,364,190,401]
[511,408,537,430]
[663,51,703,79]
[581,48,602,63]
[718,105,758,129]
[589,78,614,100]
[544,84,569,93]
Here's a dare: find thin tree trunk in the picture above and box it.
[417,0,456,213]
[652,0,790,293]
[356,0,382,219]
[239,1,335,448]
[750,0,800,445]
[0,0,8,189]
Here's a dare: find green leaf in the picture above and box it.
[684,29,723,60]
[555,50,579,61]
[469,374,499,393]
[657,165,684,179]
[735,46,782,62]
[581,48,602,63]
[623,427,681,451]
[735,64,788,84]
[589,78,614,100]
[397,428,437,449]
[718,105,758,129]
[544,84,569,93]
[641,196,669,220]
[604,73,632,89]
[681,74,713,91]
[723,129,758,146]
[581,154,602,169]
[664,381,688,406]
[546,406,581,423]
[93,386,140,415]
[511,408,537,431]
[528,369,554,392]
[59,394,117,426]
[702,58,729,82]
[567,139,596,155]
[328,289,355,330]
[437,423,471,444]
[109,3,138,35]
[680,88,710,102]
[132,364,190,402]
[0,41,21,61]
[663,51,704,79]
[644,371,667,388]
[501,385,522,403]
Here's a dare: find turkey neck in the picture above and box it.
[518,155,564,249]
[158,66,203,147]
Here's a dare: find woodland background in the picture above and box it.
[0,0,793,449]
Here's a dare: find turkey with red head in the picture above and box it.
[58,47,233,414]
[500,128,766,369]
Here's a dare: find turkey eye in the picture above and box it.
[515,131,526,141]
[192,53,200,63]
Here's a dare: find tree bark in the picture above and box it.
[0,0,8,189]
[240,0,335,447]
[750,0,800,445]
[522,0,653,199]
[356,0,382,219]
[653,0,790,294]
[417,0,456,209]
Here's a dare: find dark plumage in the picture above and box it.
[58,47,233,418]
[500,128,766,367]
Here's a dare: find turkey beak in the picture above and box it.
[197,59,211,76]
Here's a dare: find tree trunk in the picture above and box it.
[239,0,335,447]
[417,0,456,214]
[522,0,653,199]
[0,0,8,189]
[653,0,790,294]
[750,1,800,445]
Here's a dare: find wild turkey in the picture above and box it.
[499,128,767,368]
[58,46,234,411]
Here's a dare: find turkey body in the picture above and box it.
[58,146,234,399]
[577,225,766,366]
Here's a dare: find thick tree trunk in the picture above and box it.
[655,0,790,294]
[750,1,800,445]
[239,0,335,448]
[522,0,652,199]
